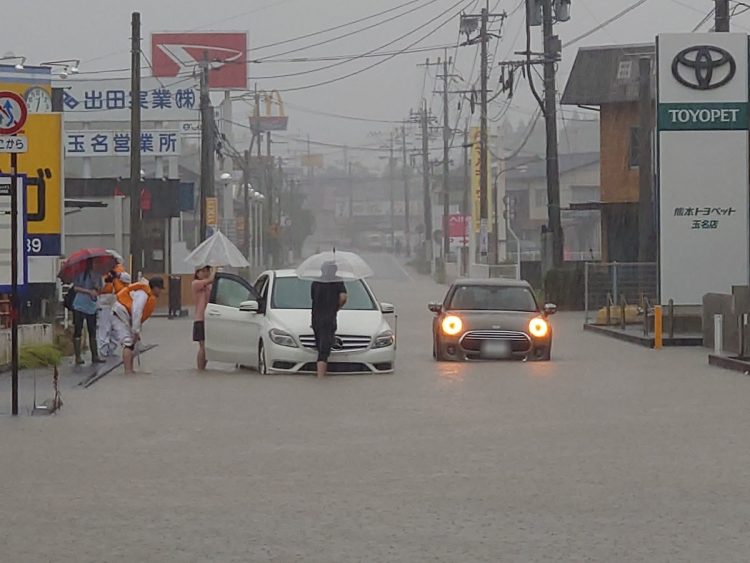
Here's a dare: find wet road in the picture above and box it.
[3,255,750,562]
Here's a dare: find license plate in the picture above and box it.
[480,340,511,359]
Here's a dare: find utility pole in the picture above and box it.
[130,11,142,273]
[542,0,563,267]
[420,101,433,269]
[715,0,730,31]
[479,6,490,263]
[243,149,251,260]
[401,123,411,257]
[441,54,452,260]
[199,51,214,243]
[389,133,396,249]
[638,57,654,263]
[462,124,470,271]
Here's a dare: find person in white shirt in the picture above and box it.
[112,277,164,374]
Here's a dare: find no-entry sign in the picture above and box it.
[0,91,27,135]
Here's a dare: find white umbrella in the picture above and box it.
[184,230,249,268]
[106,249,124,264]
[296,250,373,282]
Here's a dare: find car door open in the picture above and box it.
[205,273,259,364]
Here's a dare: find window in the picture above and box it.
[629,127,640,168]
[617,60,632,81]
[447,285,539,312]
[213,277,254,308]
[535,188,547,208]
[271,278,377,311]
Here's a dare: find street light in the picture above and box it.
[41,59,80,78]
[0,55,25,70]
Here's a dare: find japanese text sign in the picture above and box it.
[65,130,181,157]
[59,77,199,122]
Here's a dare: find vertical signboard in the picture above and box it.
[657,33,749,304]
[469,127,493,234]
[0,176,27,291]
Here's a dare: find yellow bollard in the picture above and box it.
[654,305,663,350]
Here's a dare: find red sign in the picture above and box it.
[151,32,248,90]
[448,214,469,238]
[0,91,27,135]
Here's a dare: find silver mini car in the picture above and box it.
[429,279,556,362]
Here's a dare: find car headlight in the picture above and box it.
[269,328,298,348]
[441,315,463,336]
[528,317,549,338]
[373,330,394,349]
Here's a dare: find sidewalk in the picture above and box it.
[0,345,157,416]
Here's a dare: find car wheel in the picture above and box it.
[434,336,448,362]
[258,341,268,374]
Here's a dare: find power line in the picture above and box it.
[271,0,474,93]
[252,0,446,64]
[564,0,652,48]
[249,0,458,80]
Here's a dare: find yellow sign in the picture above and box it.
[470,127,493,233]
[0,70,61,256]
[301,154,324,168]
[206,197,218,227]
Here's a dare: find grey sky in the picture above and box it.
[4,0,740,161]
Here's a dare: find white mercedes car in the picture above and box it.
[204,270,396,374]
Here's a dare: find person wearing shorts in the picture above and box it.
[192,266,215,370]
[112,277,164,374]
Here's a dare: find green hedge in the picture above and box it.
[19,345,63,370]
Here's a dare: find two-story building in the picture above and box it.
[561,43,655,262]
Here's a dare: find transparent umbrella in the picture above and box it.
[295,250,373,283]
[184,230,249,268]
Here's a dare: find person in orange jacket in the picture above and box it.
[97,264,131,358]
[112,277,165,374]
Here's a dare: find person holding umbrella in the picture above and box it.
[296,250,374,378]
[311,261,348,378]
[72,258,106,365]
[192,265,215,370]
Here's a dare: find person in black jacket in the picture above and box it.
[310,262,347,378]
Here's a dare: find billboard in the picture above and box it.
[0,176,27,291]
[152,32,248,90]
[657,33,749,304]
[60,77,200,122]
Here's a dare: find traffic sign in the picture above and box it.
[0,91,28,135]
[0,135,28,153]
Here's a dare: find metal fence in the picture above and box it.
[584,262,658,324]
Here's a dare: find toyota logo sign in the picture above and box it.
[671,45,736,90]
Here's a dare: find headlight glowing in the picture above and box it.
[528,317,549,338]
[441,315,463,336]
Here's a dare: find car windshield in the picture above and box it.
[447,285,538,312]
[271,277,377,310]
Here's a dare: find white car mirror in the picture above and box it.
[380,302,395,314]
[239,300,259,313]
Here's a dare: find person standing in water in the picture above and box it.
[310,261,347,378]
[192,265,215,370]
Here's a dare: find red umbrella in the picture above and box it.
[58,248,118,283]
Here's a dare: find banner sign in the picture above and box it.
[469,127,494,234]
[65,130,181,157]
[60,77,199,122]
[152,32,248,90]
[657,33,749,304]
